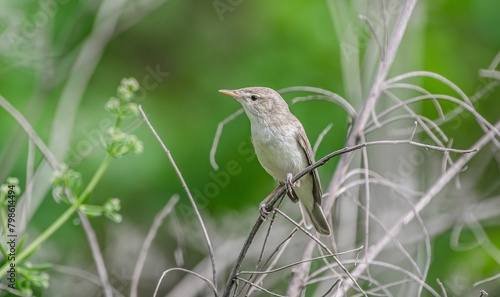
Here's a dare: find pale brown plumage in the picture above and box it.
[219,87,331,236]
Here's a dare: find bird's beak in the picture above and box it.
[218,89,241,99]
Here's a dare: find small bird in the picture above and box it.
[219,87,331,236]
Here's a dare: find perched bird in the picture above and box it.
[219,87,331,236]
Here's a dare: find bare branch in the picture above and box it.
[474,273,500,287]
[210,108,244,170]
[154,268,218,297]
[139,106,218,293]
[337,121,500,295]
[77,212,112,297]
[479,69,500,80]
[235,277,286,297]
[0,95,60,170]
[130,195,179,297]
[313,123,334,155]
[275,209,366,296]
[436,278,448,297]
[281,86,357,119]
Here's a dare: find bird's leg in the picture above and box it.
[285,173,300,203]
[259,184,282,220]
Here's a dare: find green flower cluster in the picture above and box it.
[105,77,141,117]
[52,164,82,203]
[79,198,122,223]
[104,78,144,158]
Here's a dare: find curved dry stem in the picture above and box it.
[274,208,367,296]
[384,90,446,148]
[240,247,363,276]
[375,93,500,140]
[130,195,179,297]
[139,106,218,293]
[367,113,448,143]
[313,123,334,155]
[52,265,124,297]
[0,95,60,170]
[360,138,372,281]
[386,82,445,120]
[236,277,285,297]
[311,274,392,297]
[385,71,473,106]
[474,273,500,287]
[344,190,427,280]
[209,108,244,170]
[223,136,477,297]
[358,14,385,61]
[280,86,357,119]
[323,259,441,297]
[245,229,297,296]
[337,121,500,295]
[342,168,422,196]
[78,212,112,297]
[480,69,500,80]
[153,268,218,297]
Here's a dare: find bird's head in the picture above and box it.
[219,87,290,122]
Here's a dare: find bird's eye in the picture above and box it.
[250,95,258,101]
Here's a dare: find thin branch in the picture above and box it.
[384,90,446,149]
[240,247,363,276]
[360,137,372,281]
[0,95,59,170]
[385,82,445,120]
[313,123,334,156]
[474,273,500,287]
[337,121,500,295]
[130,195,179,297]
[280,86,357,119]
[487,51,500,69]
[223,135,477,297]
[274,209,366,296]
[154,268,218,297]
[320,259,441,297]
[236,277,286,297]
[139,106,218,292]
[245,229,297,296]
[210,108,244,170]
[479,69,500,80]
[373,93,500,139]
[436,279,448,297]
[52,265,124,296]
[358,15,385,61]
[385,71,473,106]
[77,212,112,297]
[345,191,425,279]
[222,215,266,297]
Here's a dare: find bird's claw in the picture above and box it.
[286,173,300,203]
[259,202,270,221]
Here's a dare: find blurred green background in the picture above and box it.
[0,0,499,296]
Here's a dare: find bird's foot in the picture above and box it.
[259,202,270,221]
[286,173,300,203]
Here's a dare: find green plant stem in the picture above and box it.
[0,154,113,277]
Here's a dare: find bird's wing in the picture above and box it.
[296,129,323,206]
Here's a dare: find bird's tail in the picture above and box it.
[300,202,331,236]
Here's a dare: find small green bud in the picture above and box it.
[117,85,134,101]
[107,128,143,158]
[121,77,140,92]
[52,164,82,203]
[104,198,122,223]
[105,97,121,114]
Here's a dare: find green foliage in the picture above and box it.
[0,78,144,295]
